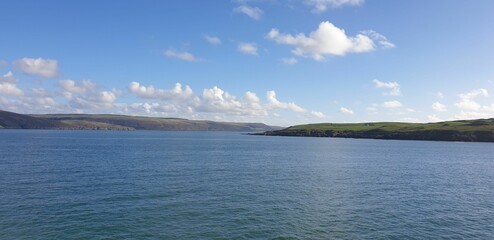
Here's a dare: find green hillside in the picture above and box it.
[259,119,494,142]
[0,110,280,132]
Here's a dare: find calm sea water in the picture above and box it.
[1,130,493,239]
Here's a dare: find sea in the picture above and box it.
[1,130,493,239]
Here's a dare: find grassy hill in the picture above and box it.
[259,119,494,142]
[0,110,280,132]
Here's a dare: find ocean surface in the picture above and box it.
[1,130,493,239]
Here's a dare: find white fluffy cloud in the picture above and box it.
[233,5,263,20]
[57,79,117,111]
[204,35,221,45]
[13,58,59,78]
[304,0,364,12]
[127,82,308,118]
[373,79,401,96]
[238,42,258,55]
[339,107,354,115]
[164,49,197,62]
[0,71,23,96]
[70,91,117,111]
[450,89,494,120]
[128,82,194,101]
[266,90,306,112]
[432,102,447,112]
[59,80,96,95]
[267,21,391,60]
[455,89,488,111]
[382,100,402,108]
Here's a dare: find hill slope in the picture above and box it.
[259,120,494,142]
[0,110,280,132]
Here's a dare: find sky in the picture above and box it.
[1,0,494,126]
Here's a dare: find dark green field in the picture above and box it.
[260,119,494,142]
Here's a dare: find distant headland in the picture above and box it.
[0,110,280,132]
[256,120,494,142]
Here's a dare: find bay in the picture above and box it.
[1,130,493,239]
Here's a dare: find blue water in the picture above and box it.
[1,130,493,239]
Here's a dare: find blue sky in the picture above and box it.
[1,0,494,126]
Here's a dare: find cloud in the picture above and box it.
[361,30,396,49]
[455,89,488,111]
[339,107,354,115]
[238,42,258,55]
[164,49,197,62]
[128,84,309,118]
[454,111,493,120]
[267,21,386,60]
[128,82,194,101]
[13,57,59,78]
[0,71,23,96]
[59,79,96,95]
[311,111,326,118]
[281,57,298,65]
[233,5,263,20]
[267,90,306,112]
[204,35,221,45]
[304,0,364,12]
[382,100,402,108]
[450,89,494,120]
[373,79,401,96]
[70,91,117,110]
[32,88,53,98]
[432,102,447,112]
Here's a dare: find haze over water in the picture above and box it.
[1,130,493,239]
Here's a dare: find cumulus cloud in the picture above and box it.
[164,49,197,62]
[128,82,307,117]
[281,57,298,65]
[0,71,23,96]
[373,79,401,96]
[339,107,354,115]
[200,86,242,112]
[59,80,96,95]
[128,82,194,101]
[267,21,391,60]
[266,90,306,112]
[233,5,263,20]
[304,0,364,12]
[69,91,117,110]
[449,89,494,120]
[238,42,258,55]
[455,89,488,111]
[13,58,59,78]
[432,102,447,112]
[55,79,116,111]
[382,100,402,108]
[204,35,221,45]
